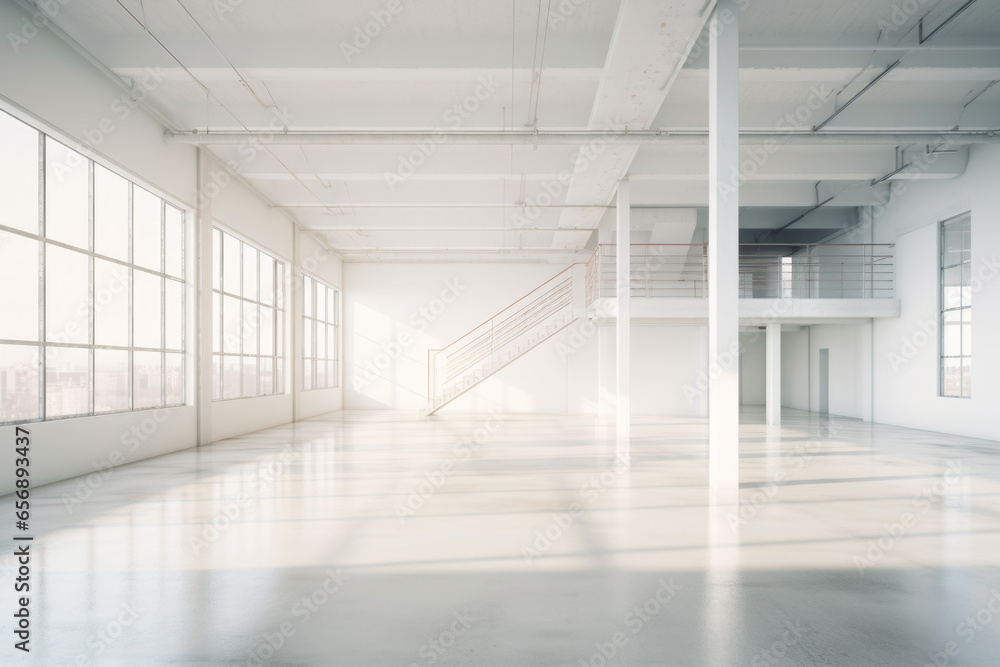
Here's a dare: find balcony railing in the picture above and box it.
[585,243,894,304]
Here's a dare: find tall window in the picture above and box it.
[940,213,971,398]
[0,110,185,425]
[303,275,340,390]
[212,228,285,400]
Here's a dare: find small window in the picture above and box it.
[940,213,971,398]
[302,275,340,390]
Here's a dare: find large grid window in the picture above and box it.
[212,229,285,400]
[940,213,971,398]
[0,110,185,425]
[302,275,339,390]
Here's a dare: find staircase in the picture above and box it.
[426,266,581,414]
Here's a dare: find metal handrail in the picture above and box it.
[428,265,580,409]
[585,243,896,303]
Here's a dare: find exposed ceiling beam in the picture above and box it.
[166,130,1000,145]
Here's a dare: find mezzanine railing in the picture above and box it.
[585,243,894,304]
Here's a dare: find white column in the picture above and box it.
[766,323,781,426]
[616,179,630,442]
[196,149,214,446]
[708,0,739,487]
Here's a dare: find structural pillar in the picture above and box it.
[766,323,781,426]
[195,149,214,447]
[708,0,739,487]
[616,179,630,443]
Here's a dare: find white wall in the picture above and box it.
[344,262,708,416]
[809,323,872,420]
[871,145,1000,441]
[0,1,343,495]
[781,329,809,410]
[740,332,765,405]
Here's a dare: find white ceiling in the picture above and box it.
[35,0,1000,262]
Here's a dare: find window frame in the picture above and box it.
[0,109,187,425]
[302,274,340,391]
[938,212,972,399]
[211,226,287,401]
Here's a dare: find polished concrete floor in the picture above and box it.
[3,408,1000,666]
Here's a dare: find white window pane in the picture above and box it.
[329,360,337,388]
[276,311,283,357]
[962,361,972,398]
[0,344,39,422]
[94,349,129,413]
[223,296,241,354]
[316,283,326,321]
[317,321,326,359]
[165,352,183,405]
[304,318,312,357]
[46,346,89,417]
[259,307,274,356]
[260,357,273,395]
[45,138,89,249]
[942,322,962,356]
[165,280,183,350]
[0,234,39,341]
[303,357,312,390]
[260,254,274,306]
[46,245,89,345]
[213,292,221,354]
[328,324,337,360]
[213,228,221,291]
[133,187,161,271]
[276,358,284,394]
[134,270,162,349]
[316,358,326,388]
[133,350,162,409]
[212,354,221,400]
[329,289,337,325]
[94,259,129,347]
[244,303,258,355]
[94,165,129,261]
[165,205,183,278]
[223,356,240,399]
[243,357,258,398]
[243,246,258,301]
[223,233,241,295]
[303,276,313,317]
[0,112,39,234]
[275,262,285,309]
[942,358,962,397]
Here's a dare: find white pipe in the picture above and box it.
[164,130,1000,146]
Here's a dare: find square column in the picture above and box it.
[616,179,630,442]
[766,323,781,426]
[708,0,739,487]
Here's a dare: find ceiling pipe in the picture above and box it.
[164,130,1000,146]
